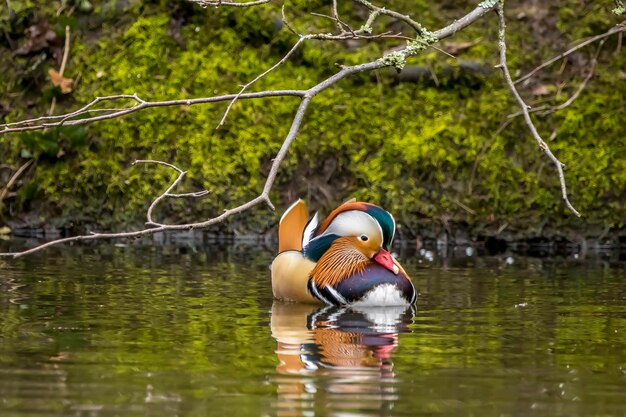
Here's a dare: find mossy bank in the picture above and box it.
[1,1,625,242]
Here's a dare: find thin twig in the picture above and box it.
[0,159,33,205]
[495,3,580,217]
[451,198,476,215]
[539,39,604,116]
[281,5,301,36]
[59,26,70,75]
[310,12,339,22]
[133,159,183,173]
[133,160,209,226]
[508,39,606,119]
[0,5,460,137]
[515,21,626,85]
[352,0,426,35]
[310,12,356,36]
[49,25,71,115]
[217,36,306,128]
[331,0,343,32]
[309,31,410,41]
[3,94,145,129]
[189,0,270,7]
[427,43,456,59]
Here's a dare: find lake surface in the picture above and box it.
[1,242,625,416]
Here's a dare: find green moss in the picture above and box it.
[1,1,625,237]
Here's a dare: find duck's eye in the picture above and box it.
[359,234,369,242]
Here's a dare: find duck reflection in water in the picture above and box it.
[270,302,413,416]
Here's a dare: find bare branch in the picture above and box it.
[133,159,184,173]
[309,31,412,42]
[3,95,143,130]
[49,25,71,115]
[132,160,210,227]
[330,0,343,32]
[352,0,427,35]
[508,39,606,119]
[168,191,210,198]
[189,0,270,7]
[0,159,33,205]
[141,165,186,225]
[434,5,494,39]
[217,36,306,128]
[1,1,491,137]
[495,3,581,217]
[58,26,71,76]
[0,195,268,259]
[0,95,314,258]
[515,21,626,85]
[281,5,301,37]
[0,3,500,258]
[0,91,304,135]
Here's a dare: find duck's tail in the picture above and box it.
[278,199,309,253]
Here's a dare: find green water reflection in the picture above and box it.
[0,245,625,416]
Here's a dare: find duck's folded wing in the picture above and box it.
[271,251,319,303]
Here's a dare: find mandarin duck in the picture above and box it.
[271,199,416,306]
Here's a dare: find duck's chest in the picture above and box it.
[314,263,416,306]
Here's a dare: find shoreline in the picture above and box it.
[2,226,625,259]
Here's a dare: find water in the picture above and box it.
[1,243,625,416]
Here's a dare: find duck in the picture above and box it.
[271,199,416,306]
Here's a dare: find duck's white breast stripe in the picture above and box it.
[324,285,348,305]
[309,281,333,305]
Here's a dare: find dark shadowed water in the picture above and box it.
[0,242,625,416]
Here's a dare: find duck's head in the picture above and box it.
[302,202,398,274]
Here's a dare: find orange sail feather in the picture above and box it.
[278,199,309,252]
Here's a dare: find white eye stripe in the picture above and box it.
[389,212,396,246]
[301,212,319,248]
[320,211,383,242]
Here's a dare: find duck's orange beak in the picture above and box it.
[373,249,399,275]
